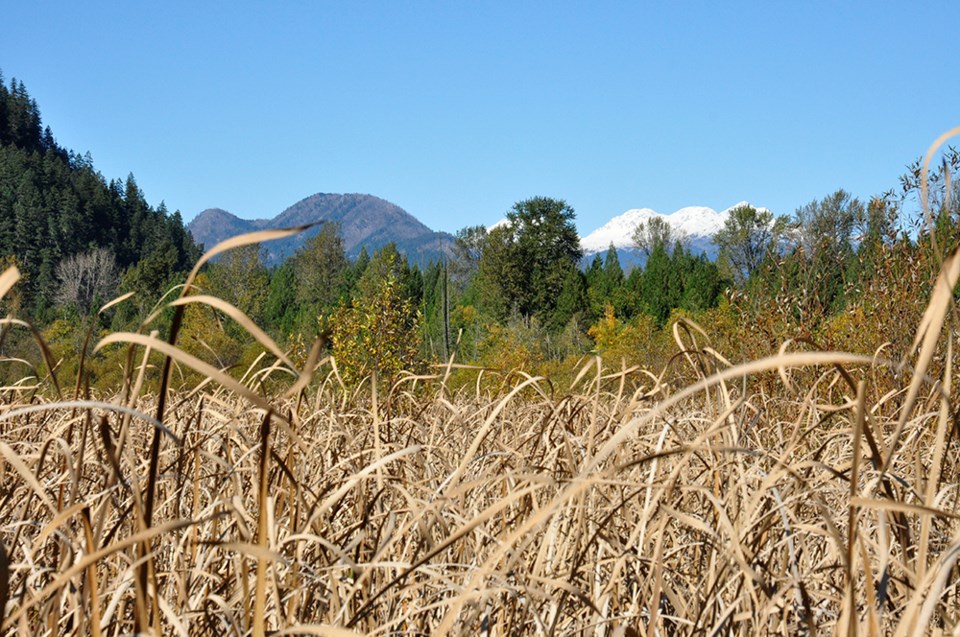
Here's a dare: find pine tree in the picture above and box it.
[551,262,588,332]
[291,223,349,334]
[264,262,299,338]
[640,243,677,326]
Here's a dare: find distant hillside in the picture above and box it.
[189,194,453,267]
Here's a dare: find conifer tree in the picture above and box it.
[552,262,588,332]
[640,243,678,326]
[291,222,348,334]
[264,262,299,338]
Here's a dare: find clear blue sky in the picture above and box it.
[3,2,958,235]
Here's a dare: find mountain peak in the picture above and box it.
[580,202,761,255]
[187,193,452,266]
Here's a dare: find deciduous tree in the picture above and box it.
[632,216,686,256]
[713,204,785,285]
[474,197,582,326]
[54,247,118,315]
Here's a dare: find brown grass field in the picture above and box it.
[2,137,960,635]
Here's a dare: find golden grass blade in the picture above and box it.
[169,295,295,370]
[0,266,20,301]
[883,247,960,471]
[253,412,271,637]
[95,331,277,415]
[80,508,103,637]
[844,380,867,637]
[183,224,316,295]
[858,537,881,637]
[97,290,136,315]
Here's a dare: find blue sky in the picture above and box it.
[2,2,958,235]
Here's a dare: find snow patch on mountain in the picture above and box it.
[487,218,511,232]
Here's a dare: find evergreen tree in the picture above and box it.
[264,262,299,338]
[552,262,588,332]
[639,243,679,326]
[343,245,370,298]
[679,251,726,312]
[291,222,348,334]
[419,259,457,360]
[586,245,628,320]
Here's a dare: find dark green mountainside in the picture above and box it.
[0,72,201,318]
[189,193,454,267]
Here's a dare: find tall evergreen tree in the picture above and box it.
[264,261,299,338]
[552,262,589,332]
[640,243,680,326]
[291,222,348,334]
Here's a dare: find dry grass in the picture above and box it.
[1,331,959,636]
[2,139,960,636]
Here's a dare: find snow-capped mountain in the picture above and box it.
[580,202,764,268]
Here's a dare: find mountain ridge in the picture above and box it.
[580,201,766,269]
[188,193,453,267]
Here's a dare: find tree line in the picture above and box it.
[2,70,959,389]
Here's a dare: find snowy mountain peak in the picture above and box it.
[580,202,761,255]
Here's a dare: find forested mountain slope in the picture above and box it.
[0,72,200,317]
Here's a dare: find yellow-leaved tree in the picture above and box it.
[331,246,423,386]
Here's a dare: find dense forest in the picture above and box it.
[1,71,959,392]
[0,72,200,321]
